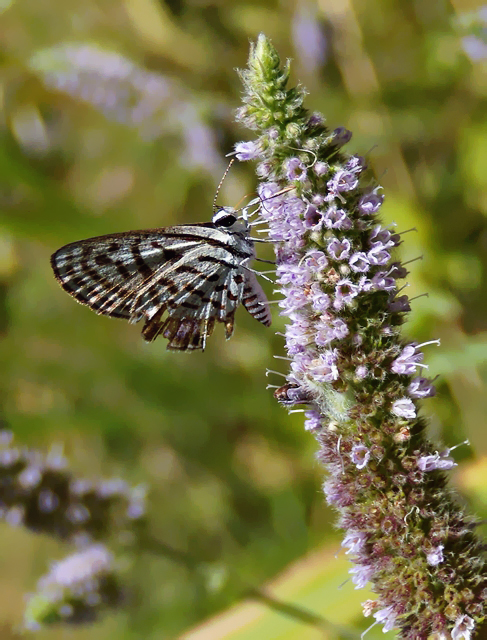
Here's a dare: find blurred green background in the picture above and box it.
[0,0,486,638]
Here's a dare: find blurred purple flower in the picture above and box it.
[30,44,224,177]
[292,5,328,74]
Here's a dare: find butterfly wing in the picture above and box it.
[51,229,191,319]
[51,225,251,351]
[136,244,248,350]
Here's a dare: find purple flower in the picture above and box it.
[388,295,411,313]
[350,563,374,589]
[391,345,424,375]
[327,237,351,261]
[313,161,329,176]
[373,606,397,633]
[350,445,371,469]
[386,263,406,280]
[355,365,368,379]
[285,318,311,354]
[369,225,399,249]
[323,205,352,230]
[285,157,308,181]
[18,466,42,488]
[276,244,302,266]
[290,351,315,378]
[417,451,457,472]
[358,276,373,293]
[39,544,113,589]
[267,126,280,140]
[349,252,370,273]
[462,35,487,62]
[279,287,309,314]
[342,530,366,555]
[346,155,367,173]
[391,397,416,419]
[309,351,339,382]
[310,283,331,312]
[323,478,344,505]
[265,193,307,243]
[303,249,328,270]
[409,377,436,398]
[327,169,359,195]
[451,614,475,640]
[282,195,307,218]
[304,203,322,229]
[367,245,391,266]
[334,279,360,309]
[234,140,261,161]
[38,489,60,513]
[277,263,310,286]
[358,189,384,215]
[304,410,322,431]
[258,181,282,206]
[285,334,307,355]
[292,4,328,74]
[307,112,324,128]
[331,127,352,147]
[315,317,348,345]
[426,544,444,566]
[371,271,396,291]
[256,161,272,178]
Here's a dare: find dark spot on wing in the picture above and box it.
[131,245,153,278]
[95,255,114,267]
[115,261,131,279]
[177,265,203,276]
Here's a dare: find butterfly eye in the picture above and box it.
[212,208,238,227]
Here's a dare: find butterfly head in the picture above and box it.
[212,206,247,231]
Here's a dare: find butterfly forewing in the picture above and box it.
[51,218,272,351]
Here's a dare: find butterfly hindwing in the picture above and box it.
[136,246,246,350]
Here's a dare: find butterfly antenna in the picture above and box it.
[234,193,252,209]
[213,158,235,210]
[234,185,296,216]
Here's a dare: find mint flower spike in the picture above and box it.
[24,544,122,629]
[236,34,486,639]
[0,431,146,542]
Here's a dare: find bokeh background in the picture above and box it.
[0,0,486,638]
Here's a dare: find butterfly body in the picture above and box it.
[51,208,271,350]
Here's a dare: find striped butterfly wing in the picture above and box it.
[51,223,270,350]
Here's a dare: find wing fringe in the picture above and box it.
[142,312,235,351]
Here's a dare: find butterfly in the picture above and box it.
[50,204,272,351]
